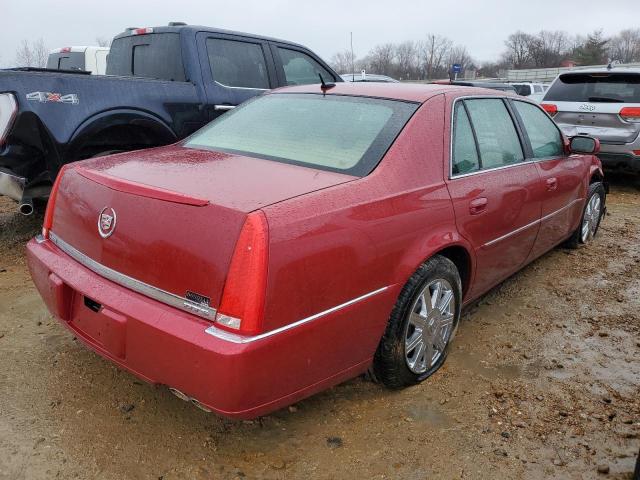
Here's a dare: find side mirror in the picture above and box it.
[570,135,600,154]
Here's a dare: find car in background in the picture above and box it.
[432,80,517,93]
[541,67,640,172]
[511,82,546,102]
[47,46,109,75]
[341,73,399,83]
[27,82,605,419]
[0,23,340,214]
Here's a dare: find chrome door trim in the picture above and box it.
[204,286,390,344]
[482,197,584,248]
[48,233,217,320]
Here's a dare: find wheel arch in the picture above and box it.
[66,109,178,161]
[393,230,476,301]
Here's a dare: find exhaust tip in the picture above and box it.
[168,387,212,413]
[19,200,34,216]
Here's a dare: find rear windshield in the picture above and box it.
[512,84,532,96]
[46,52,85,71]
[184,93,418,176]
[545,73,640,103]
[106,33,185,81]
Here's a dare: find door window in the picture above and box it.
[513,101,564,158]
[206,38,269,89]
[276,47,335,85]
[464,99,524,169]
[452,104,480,175]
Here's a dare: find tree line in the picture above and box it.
[330,29,640,80]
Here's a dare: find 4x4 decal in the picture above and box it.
[26,91,79,104]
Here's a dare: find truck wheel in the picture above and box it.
[565,182,605,249]
[373,255,462,389]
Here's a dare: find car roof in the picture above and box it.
[272,82,517,103]
[113,24,307,49]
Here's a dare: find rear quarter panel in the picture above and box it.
[261,94,467,374]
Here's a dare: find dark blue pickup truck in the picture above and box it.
[0,23,340,213]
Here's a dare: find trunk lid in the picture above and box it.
[50,145,355,311]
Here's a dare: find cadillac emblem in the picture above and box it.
[98,207,117,238]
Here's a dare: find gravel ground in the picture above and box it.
[0,176,638,479]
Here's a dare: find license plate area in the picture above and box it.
[70,294,127,359]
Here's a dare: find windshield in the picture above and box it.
[184,93,418,176]
[545,73,640,103]
[46,52,85,71]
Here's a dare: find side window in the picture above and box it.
[465,99,524,169]
[452,104,480,175]
[513,101,563,158]
[206,38,269,89]
[534,85,543,93]
[276,47,334,85]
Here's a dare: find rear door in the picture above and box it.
[543,72,640,143]
[196,32,277,121]
[510,100,587,259]
[269,43,339,86]
[445,96,543,299]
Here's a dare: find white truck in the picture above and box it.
[46,46,109,75]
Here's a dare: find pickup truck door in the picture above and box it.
[196,32,278,121]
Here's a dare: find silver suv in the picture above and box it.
[541,67,640,171]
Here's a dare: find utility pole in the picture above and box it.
[350,32,355,81]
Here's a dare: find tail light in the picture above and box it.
[541,103,558,116]
[0,93,18,146]
[620,107,640,123]
[42,166,67,239]
[633,150,640,156]
[215,211,269,335]
[131,27,153,35]
[60,47,71,53]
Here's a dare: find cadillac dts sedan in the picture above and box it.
[27,83,606,419]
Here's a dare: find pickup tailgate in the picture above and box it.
[49,145,355,310]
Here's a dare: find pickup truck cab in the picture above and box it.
[0,24,340,213]
[47,46,109,75]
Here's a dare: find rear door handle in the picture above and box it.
[546,177,558,191]
[469,197,488,215]
[213,104,235,111]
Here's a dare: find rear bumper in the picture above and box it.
[26,236,385,419]
[597,152,640,172]
[0,170,25,201]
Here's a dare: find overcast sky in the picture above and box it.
[1,0,638,68]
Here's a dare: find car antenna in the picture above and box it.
[319,74,335,92]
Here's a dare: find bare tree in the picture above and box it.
[447,45,475,75]
[364,43,396,76]
[15,38,48,68]
[95,36,112,48]
[394,41,419,80]
[608,29,640,63]
[329,49,356,74]
[503,31,533,68]
[529,31,570,68]
[420,34,452,80]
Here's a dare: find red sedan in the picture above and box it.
[27,83,606,419]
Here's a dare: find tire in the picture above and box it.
[565,182,605,249]
[373,255,462,389]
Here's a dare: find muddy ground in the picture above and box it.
[0,177,639,480]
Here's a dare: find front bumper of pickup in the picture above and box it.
[0,170,26,201]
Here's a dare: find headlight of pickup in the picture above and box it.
[0,93,18,146]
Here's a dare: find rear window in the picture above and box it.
[513,84,532,96]
[545,73,640,103]
[46,52,85,71]
[184,93,418,176]
[106,33,185,81]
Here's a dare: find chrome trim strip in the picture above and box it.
[214,81,269,92]
[482,198,584,248]
[48,233,217,320]
[213,104,236,111]
[204,286,390,344]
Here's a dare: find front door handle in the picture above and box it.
[546,177,558,191]
[469,197,488,215]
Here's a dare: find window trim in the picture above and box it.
[271,43,338,86]
[205,36,272,91]
[449,95,529,179]
[508,98,566,162]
